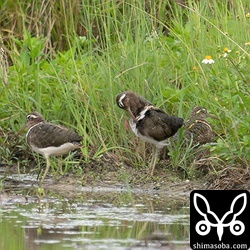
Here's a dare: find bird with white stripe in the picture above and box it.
[17,111,83,183]
[116,91,184,176]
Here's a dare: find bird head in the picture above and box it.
[188,106,217,121]
[116,91,152,123]
[17,111,45,135]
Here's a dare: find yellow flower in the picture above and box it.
[245,41,250,46]
[223,47,231,57]
[202,55,215,64]
[223,48,231,53]
[246,13,250,18]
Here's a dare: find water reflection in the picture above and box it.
[0,179,190,250]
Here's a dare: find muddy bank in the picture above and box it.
[0,150,249,250]
[1,153,250,201]
[1,128,250,196]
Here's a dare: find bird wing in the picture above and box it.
[28,123,82,148]
[186,120,213,144]
[137,109,183,141]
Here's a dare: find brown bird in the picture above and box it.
[185,106,217,145]
[116,91,184,176]
[17,111,83,183]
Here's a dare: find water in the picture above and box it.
[0,174,190,250]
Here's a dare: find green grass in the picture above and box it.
[0,0,249,177]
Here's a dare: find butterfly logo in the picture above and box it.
[193,193,247,241]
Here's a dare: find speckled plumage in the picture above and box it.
[185,106,216,145]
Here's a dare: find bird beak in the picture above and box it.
[126,107,138,123]
[17,124,26,136]
[207,113,218,120]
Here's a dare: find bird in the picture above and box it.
[116,91,184,176]
[184,106,217,146]
[17,111,83,183]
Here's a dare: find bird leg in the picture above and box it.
[40,156,50,184]
[148,146,160,177]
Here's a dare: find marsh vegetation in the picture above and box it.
[0,0,249,188]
